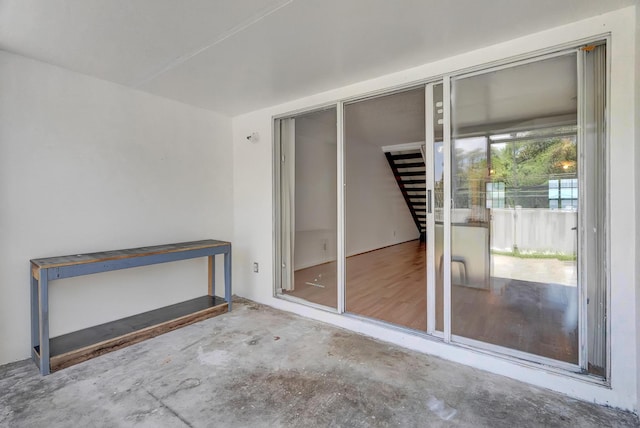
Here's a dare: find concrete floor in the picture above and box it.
[1,300,637,428]
[492,254,577,287]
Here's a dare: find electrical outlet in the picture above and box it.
[253,262,259,273]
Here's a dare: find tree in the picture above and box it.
[452,135,577,209]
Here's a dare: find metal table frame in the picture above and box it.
[30,240,231,375]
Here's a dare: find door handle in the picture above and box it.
[427,190,432,214]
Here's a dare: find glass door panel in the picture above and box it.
[427,82,445,334]
[278,108,338,309]
[449,54,579,364]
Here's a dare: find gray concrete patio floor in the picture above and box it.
[1,299,638,427]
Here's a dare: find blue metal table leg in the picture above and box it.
[38,269,50,375]
[208,255,215,297]
[224,248,232,311]
[30,267,39,357]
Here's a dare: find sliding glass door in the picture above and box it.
[276,107,338,309]
[276,42,608,377]
[449,53,579,364]
[426,82,445,335]
[446,46,607,373]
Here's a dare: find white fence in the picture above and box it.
[490,207,577,254]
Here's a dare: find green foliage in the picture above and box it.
[452,134,577,208]
[490,137,577,188]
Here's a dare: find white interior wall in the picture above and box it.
[295,110,420,269]
[345,137,418,257]
[293,109,417,270]
[0,51,233,365]
[293,112,338,270]
[232,7,638,410]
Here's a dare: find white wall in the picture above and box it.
[294,109,420,269]
[293,112,338,270]
[292,110,418,270]
[0,51,233,365]
[345,137,418,256]
[232,7,638,410]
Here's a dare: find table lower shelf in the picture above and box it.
[34,295,228,372]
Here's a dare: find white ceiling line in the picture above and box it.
[132,0,295,88]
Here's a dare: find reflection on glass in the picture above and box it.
[450,54,579,364]
[281,108,338,308]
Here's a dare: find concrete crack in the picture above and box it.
[145,389,194,428]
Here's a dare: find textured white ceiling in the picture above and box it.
[0,0,634,116]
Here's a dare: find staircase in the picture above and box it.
[384,147,427,241]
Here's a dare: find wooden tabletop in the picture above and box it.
[31,240,230,269]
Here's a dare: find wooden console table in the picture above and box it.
[30,239,231,375]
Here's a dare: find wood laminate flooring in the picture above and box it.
[284,240,578,364]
